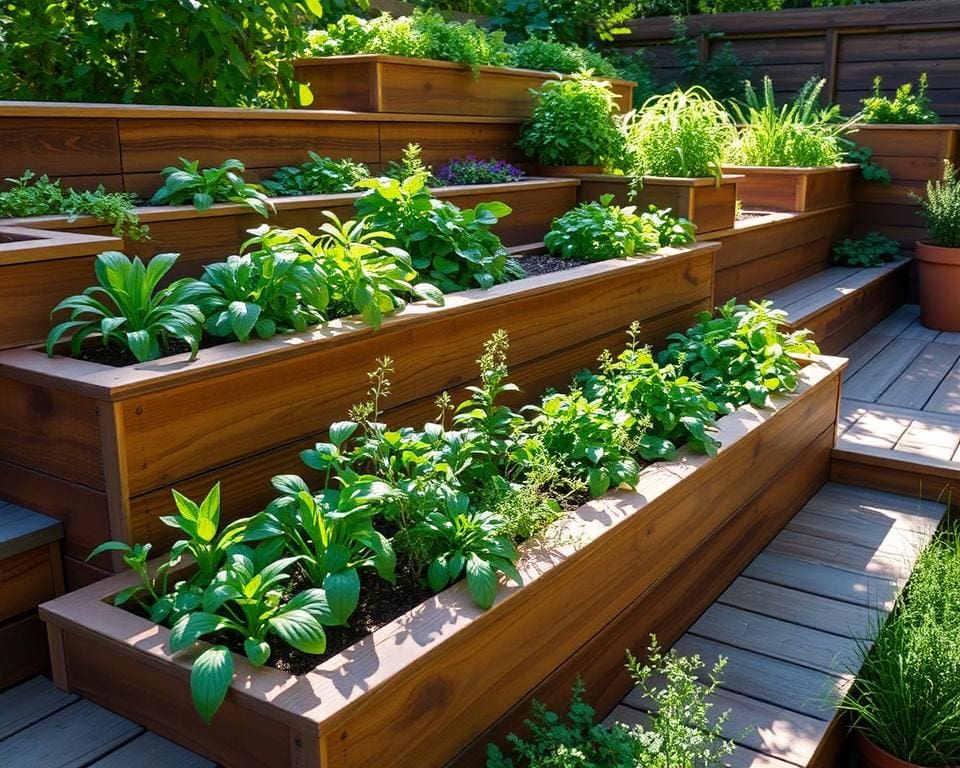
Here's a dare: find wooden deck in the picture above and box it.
[607,481,946,768]
[832,304,960,501]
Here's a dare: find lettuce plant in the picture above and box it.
[262,152,370,196]
[151,157,273,217]
[45,251,213,363]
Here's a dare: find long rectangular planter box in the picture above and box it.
[0,241,718,587]
[292,55,636,117]
[723,164,858,212]
[0,226,123,349]
[577,174,741,234]
[39,354,845,768]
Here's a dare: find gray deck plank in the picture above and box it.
[87,731,215,768]
[877,341,960,410]
[0,677,78,740]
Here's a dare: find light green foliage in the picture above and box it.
[200,226,331,342]
[354,175,524,292]
[518,75,627,168]
[45,251,213,363]
[840,525,960,765]
[624,86,736,180]
[0,172,147,240]
[385,143,435,184]
[727,77,857,167]
[0,0,323,107]
[659,299,819,413]
[487,637,736,768]
[262,153,370,197]
[308,11,511,72]
[915,160,960,248]
[508,38,619,78]
[578,323,720,460]
[861,73,939,125]
[832,232,901,267]
[846,145,892,184]
[545,196,695,262]
[151,158,274,217]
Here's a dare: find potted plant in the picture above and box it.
[914,161,960,331]
[293,11,634,117]
[839,525,960,768]
[584,86,741,235]
[517,74,627,176]
[724,77,859,213]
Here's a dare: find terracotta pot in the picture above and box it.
[916,241,960,331]
[856,732,925,768]
[537,164,604,177]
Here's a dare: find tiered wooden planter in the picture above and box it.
[577,174,742,234]
[292,55,636,117]
[0,242,718,589]
[852,124,960,253]
[0,226,123,349]
[39,354,845,768]
[723,164,859,212]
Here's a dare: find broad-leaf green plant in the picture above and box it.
[832,232,901,267]
[150,158,274,217]
[262,153,370,196]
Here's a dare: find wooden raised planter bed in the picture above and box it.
[577,174,742,234]
[0,241,718,588]
[723,164,858,213]
[292,55,636,117]
[39,353,845,768]
[0,226,123,349]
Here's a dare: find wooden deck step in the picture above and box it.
[768,260,909,354]
[608,481,947,768]
[0,501,64,689]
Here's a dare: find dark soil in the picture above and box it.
[518,251,592,277]
[76,338,193,367]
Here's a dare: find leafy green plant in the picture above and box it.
[411,489,521,609]
[489,0,634,47]
[659,299,819,413]
[914,160,960,248]
[670,18,752,101]
[545,195,695,261]
[169,545,332,722]
[726,77,857,167]
[0,171,148,239]
[624,86,735,180]
[508,38,619,78]
[150,158,273,217]
[846,145,891,184]
[201,226,331,342]
[578,324,720,460]
[860,73,939,125]
[832,232,901,267]
[839,524,960,766]
[307,10,511,73]
[385,143,435,184]
[0,0,321,108]
[518,74,626,168]
[487,636,736,768]
[354,175,524,292]
[262,153,370,196]
[46,251,213,363]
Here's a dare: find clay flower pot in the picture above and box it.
[856,732,926,768]
[916,241,960,331]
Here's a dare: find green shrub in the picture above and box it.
[508,38,619,78]
[659,299,819,413]
[489,0,636,47]
[518,75,626,168]
[262,153,370,197]
[915,161,960,248]
[727,76,857,167]
[544,195,695,261]
[861,74,939,125]
[150,158,273,217]
[832,232,901,267]
[0,0,320,107]
[624,86,735,180]
[670,18,752,101]
[0,172,147,240]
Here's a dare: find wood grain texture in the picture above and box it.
[0,613,50,689]
[0,118,121,182]
[0,544,59,623]
[725,166,857,213]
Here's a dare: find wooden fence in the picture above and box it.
[615,0,960,122]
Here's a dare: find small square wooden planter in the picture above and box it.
[291,55,636,118]
[723,164,858,213]
[577,174,742,235]
[0,242,718,588]
[40,354,845,768]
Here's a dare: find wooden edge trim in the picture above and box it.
[0,241,722,399]
[721,164,860,174]
[38,355,845,729]
[0,226,123,265]
[699,203,855,240]
[851,123,960,131]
